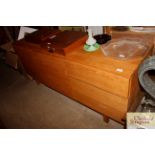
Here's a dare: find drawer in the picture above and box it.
[67,62,129,98]
[70,78,128,123]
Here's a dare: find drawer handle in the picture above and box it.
[46,42,54,53]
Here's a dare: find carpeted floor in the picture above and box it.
[0,60,123,129]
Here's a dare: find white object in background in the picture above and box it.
[88,26,103,36]
[18,26,37,40]
[86,29,96,45]
[130,27,155,33]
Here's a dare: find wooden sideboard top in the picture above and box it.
[65,43,153,79]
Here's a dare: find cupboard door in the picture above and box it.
[16,47,70,96]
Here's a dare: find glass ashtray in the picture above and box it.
[101,38,148,60]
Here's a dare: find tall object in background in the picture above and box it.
[88,26,103,36]
[138,55,155,112]
[59,26,86,32]
[138,55,155,100]
[104,26,112,36]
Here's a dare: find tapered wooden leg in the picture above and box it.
[35,80,40,85]
[26,74,33,80]
[103,115,110,123]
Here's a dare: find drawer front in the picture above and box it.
[67,62,129,98]
[70,78,128,123]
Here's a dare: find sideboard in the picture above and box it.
[13,30,154,124]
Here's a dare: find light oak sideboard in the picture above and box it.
[14,30,154,124]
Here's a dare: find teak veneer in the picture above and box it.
[13,30,154,124]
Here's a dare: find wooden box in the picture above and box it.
[25,29,87,56]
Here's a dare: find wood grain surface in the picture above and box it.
[13,30,154,124]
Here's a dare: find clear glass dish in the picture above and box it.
[101,38,148,60]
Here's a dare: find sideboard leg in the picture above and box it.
[103,115,110,123]
[35,80,40,85]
